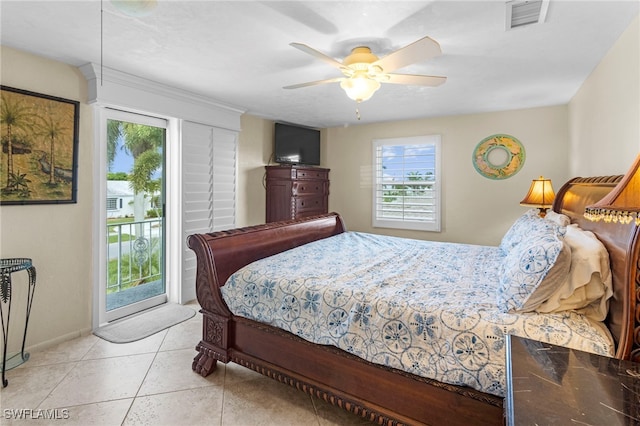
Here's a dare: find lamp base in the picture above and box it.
[537,208,549,218]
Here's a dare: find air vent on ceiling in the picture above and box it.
[506,0,550,30]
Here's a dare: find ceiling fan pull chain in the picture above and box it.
[355,107,361,120]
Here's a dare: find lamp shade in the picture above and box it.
[340,74,381,102]
[584,153,640,225]
[520,176,555,217]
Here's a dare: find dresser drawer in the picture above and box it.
[293,196,326,213]
[292,181,326,196]
[292,168,329,181]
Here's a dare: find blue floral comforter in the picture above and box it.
[221,232,614,397]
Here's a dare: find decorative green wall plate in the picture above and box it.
[472,134,525,180]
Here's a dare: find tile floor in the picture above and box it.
[1,302,372,425]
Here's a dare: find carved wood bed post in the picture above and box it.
[188,233,231,377]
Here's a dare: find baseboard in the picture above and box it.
[25,327,94,354]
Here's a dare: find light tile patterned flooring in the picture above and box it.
[1,302,371,425]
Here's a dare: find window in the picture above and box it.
[106,198,118,210]
[372,135,441,231]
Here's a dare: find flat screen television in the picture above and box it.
[274,122,320,166]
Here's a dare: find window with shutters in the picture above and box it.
[372,135,441,232]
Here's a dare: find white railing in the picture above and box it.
[107,218,163,294]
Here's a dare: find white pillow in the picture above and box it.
[545,210,571,227]
[535,224,613,321]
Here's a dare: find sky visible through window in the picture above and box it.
[380,144,436,182]
[109,133,163,180]
[112,135,133,173]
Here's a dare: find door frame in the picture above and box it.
[93,107,179,327]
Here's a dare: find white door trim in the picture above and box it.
[93,107,172,327]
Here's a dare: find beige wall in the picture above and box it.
[325,106,569,245]
[0,46,93,351]
[569,15,639,176]
[236,115,273,227]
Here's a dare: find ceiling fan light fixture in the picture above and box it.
[343,47,380,67]
[285,36,446,107]
[340,74,381,102]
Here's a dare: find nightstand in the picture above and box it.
[506,335,640,425]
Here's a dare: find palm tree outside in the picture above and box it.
[107,120,163,223]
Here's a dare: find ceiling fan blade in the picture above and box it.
[373,36,442,73]
[384,74,447,86]
[290,43,346,70]
[284,77,344,89]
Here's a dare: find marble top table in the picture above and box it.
[506,335,640,425]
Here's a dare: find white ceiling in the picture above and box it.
[1,1,638,128]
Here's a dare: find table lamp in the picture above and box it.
[520,176,555,217]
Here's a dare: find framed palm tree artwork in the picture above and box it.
[1,86,79,205]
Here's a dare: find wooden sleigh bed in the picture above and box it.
[187,175,640,426]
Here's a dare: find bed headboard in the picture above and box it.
[553,176,640,361]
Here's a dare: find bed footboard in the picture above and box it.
[187,213,347,376]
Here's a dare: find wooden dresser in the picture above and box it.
[265,165,330,222]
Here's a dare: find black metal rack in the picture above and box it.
[1,258,37,387]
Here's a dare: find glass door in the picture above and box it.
[103,110,167,322]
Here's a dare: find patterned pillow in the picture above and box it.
[545,210,571,227]
[500,210,561,254]
[497,225,571,313]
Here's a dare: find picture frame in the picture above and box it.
[1,86,79,205]
[472,134,525,180]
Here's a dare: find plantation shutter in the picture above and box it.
[211,129,237,230]
[182,121,237,301]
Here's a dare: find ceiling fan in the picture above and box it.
[284,36,447,104]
